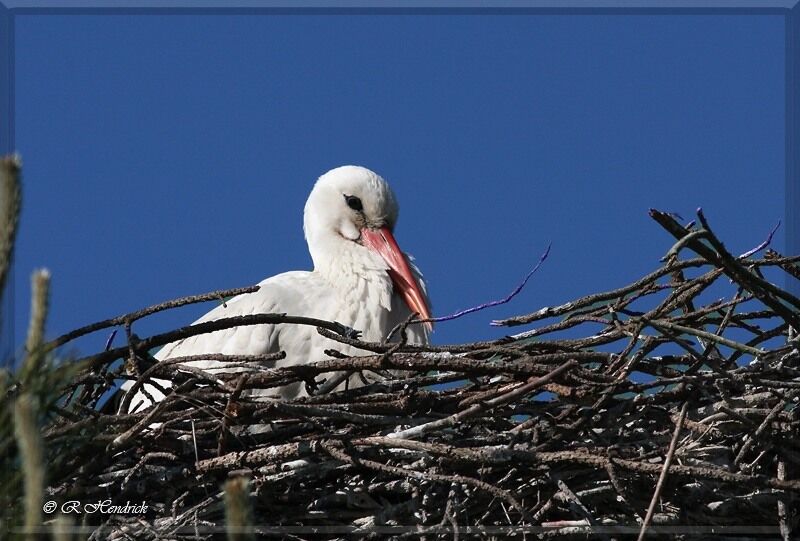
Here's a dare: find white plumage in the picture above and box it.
[124,165,432,412]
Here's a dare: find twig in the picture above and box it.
[78,313,362,369]
[30,207,800,537]
[738,221,780,259]
[776,460,790,541]
[388,360,577,440]
[47,285,262,350]
[641,317,764,357]
[321,440,534,524]
[421,243,551,326]
[494,257,709,327]
[650,209,800,330]
[637,400,689,541]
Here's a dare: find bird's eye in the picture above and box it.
[344,195,363,212]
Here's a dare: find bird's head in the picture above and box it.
[304,165,432,328]
[304,165,399,243]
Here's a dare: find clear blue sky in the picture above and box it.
[12,13,786,359]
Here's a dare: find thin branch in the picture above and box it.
[387,360,577,440]
[422,243,551,326]
[637,400,689,541]
[48,285,261,350]
[738,220,780,259]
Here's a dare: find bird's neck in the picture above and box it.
[311,234,395,311]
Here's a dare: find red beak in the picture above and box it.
[361,227,433,332]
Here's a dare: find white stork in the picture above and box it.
[125,165,432,412]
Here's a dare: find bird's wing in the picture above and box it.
[154,278,286,370]
[124,277,298,413]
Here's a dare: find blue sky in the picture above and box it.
[11,13,787,359]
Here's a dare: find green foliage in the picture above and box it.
[0,157,82,539]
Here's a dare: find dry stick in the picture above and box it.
[302,370,464,403]
[553,478,600,531]
[128,377,173,415]
[254,400,398,425]
[349,437,800,493]
[766,249,800,281]
[121,451,179,488]
[110,378,204,450]
[440,485,460,540]
[674,298,766,331]
[729,323,790,366]
[738,220,781,259]
[694,287,746,369]
[639,323,707,368]
[458,380,525,408]
[696,209,800,312]
[317,326,520,355]
[494,257,709,327]
[77,313,362,369]
[503,308,617,341]
[642,318,764,357]
[734,390,800,468]
[636,400,689,541]
[646,267,724,323]
[196,441,317,473]
[760,253,800,265]
[605,323,645,376]
[38,209,800,534]
[351,437,518,463]
[311,369,353,395]
[566,268,721,384]
[777,460,790,541]
[650,209,800,331]
[318,313,418,395]
[661,229,710,261]
[118,351,285,414]
[565,338,657,446]
[388,360,577,440]
[541,450,800,491]
[418,243,551,327]
[605,459,644,523]
[552,270,718,438]
[47,285,261,350]
[217,375,249,456]
[321,440,534,524]
[235,352,604,391]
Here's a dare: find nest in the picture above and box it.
[38,209,800,539]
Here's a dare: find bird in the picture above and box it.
[124,165,432,412]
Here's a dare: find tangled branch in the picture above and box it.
[31,209,800,539]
